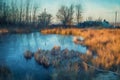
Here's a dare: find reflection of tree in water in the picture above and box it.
[0,65,12,80]
[35,33,49,49]
[33,33,50,49]
[57,35,65,45]
[57,35,79,50]
[33,33,39,49]
[57,35,72,46]
[0,35,2,43]
[23,33,44,50]
[38,33,49,48]
[0,34,17,66]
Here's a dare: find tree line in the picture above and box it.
[0,0,82,28]
[0,0,39,27]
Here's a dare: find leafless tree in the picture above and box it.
[57,4,74,26]
[19,0,23,23]
[2,1,9,24]
[57,5,68,25]
[29,6,32,23]
[0,0,10,24]
[68,4,74,25]
[75,4,82,24]
[25,0,30,23]
[87,16,93,21]
[10,0,20,24]
[38,9,52,28]
[11,0,16,23]
[0,0,3,18]
[32,4,38,24]
[96,17,102,22]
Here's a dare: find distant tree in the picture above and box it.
[19,0,23,23]
[25,0,30,23]
[0,0,41,26]
[0,0,22,25]
[68,4,74,25]
[75,4,82,24]
[0,0,3,24]
[29,6,32,23]
[32,4,38,24]
[10,0,16,23]
[56,4,74,26]
[96,17,102,22]
[2,2,9,24]
[38,9,52,28]
[87,16,93,21]
[56,5,68,25]
[9,0,20,24]
[0,0,3,17]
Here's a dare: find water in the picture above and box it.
[0,32,87,80]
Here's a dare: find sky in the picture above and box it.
[38,0,120,23]
[7,0,120,23]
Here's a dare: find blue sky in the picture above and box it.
[38,0,120,22]
[8,0,120,22]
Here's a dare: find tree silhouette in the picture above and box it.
[0,0,4,25]
[75,4,82,24]
[25,0,30,24]
[0,1,85,29]
[56,4,74,26]
[32,4,38,25]
[38,9,52,28]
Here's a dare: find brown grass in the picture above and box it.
[41,28,120,72]
[0,29,9,34]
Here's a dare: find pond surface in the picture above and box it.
[0,32,87,80]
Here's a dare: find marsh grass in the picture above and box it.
[41,28,120,73]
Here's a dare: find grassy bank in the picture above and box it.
[0,27,40,34]
[41,28,120,72]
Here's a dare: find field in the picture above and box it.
[41,28,120,73]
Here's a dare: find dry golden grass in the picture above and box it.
[41,28,120,72]
[0,29,9,34]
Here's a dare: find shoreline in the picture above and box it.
[41,28,120,73]
[0,27,120,75]
[0,28,41,34]
[0,25,119,34]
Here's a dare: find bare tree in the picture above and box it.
[68,4,74,25]
[38,9,52,28]
[32,4,38,24]
[76,4,82,24]
[22,4,26,23]
[57,5,68,25]
[19,0,23,23]
[0,0,3,23]
[10,0,20,24]
[29,6,32,23]
[57,4,74,26]
[0,0,3,17]
[96,17,102,22]
[2,1,9,24]
[0,0,41,27]
[87,16,93,21]
[11,0,16,23]
[25,0,30,23]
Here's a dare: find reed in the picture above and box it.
[41,28,120,72]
